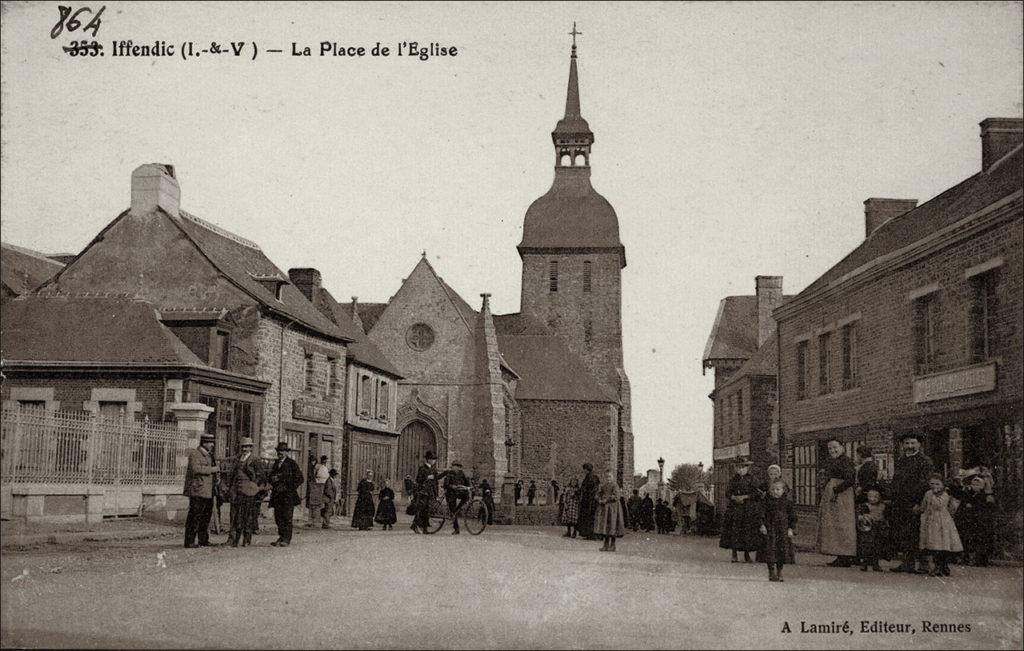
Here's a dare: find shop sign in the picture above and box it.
[293,399,332,423]
[913,361,996,403]
[712,441,749,461]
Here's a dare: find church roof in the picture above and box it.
[313,290,402,377]
[797,145,1023,298]
[2,294,205,365]
[494,313,618,404]
[519,168,623,254]
[1,241,65,296]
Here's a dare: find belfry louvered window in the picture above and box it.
[583,261,592,292]
[549,261,559,292]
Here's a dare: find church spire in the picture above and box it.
[553,22,594,168]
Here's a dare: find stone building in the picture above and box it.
[775,118,1023,555]
[35,164,359,484]
[702,277,788,513]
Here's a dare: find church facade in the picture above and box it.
[358,40,634,498]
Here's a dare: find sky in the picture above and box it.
[2,1,1022,473]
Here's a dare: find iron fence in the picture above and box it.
[0,406,187,487]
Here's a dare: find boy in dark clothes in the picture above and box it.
[856,488,888,571]
[954,473,997,566]
[759,480,796,582]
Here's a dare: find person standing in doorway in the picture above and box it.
[889,433,934,573]
[307,455,329,528]
[183,433,219,548]
[269,441,303,547]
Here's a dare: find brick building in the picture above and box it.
[702,277,788,512]
[35,164,359,487]
[775,118,1023,555]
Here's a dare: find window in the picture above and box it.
[304,353,315,391]
[841,322,859,390]
[377,380,390,420]
[198,396,254,456]
[969,270,998,363]
[737,388,744,424]
[796,341,809,400]
[98,401,127,421]
[818,332,832,395]
[18,400,46,411]
[549,260,559,292]
[327,357,340,396]
[210,330,230,370]
[358,375,372,415]
[406,323,435,352]
[583,261,592,293]
[793,443,817,506]
[913,294,939,374]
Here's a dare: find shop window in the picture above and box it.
[793,443,817,506]
[796,341,809,400]
[818,332,832,395]
[913,294,939,374]
[969,270,998,363]
[841,322,859,390]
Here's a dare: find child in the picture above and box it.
[374,478,397,530]
[954,473,996,566]
[759,480,796,582]
[918,474,963,576]
[856,488,888,572]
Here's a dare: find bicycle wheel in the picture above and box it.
[425,498,446,534]
[462,498,488,535]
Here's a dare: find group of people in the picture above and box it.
[623,491,676,534]
[514,478,562,506]
[407,450,496,535]
[556,463,626,551]
[718,433,999,583]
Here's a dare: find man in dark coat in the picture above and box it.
[443,460,471,534]
[268,441,303,547]
[480,479,495,525]
[577,463,600,540]
[412,450,439,534]
[183,433,219,548]
[527,481,537,506]
[640,494,656,532]
[889,434,933,573]
[626,489,642,532]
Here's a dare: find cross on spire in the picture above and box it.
[569,22,581,56]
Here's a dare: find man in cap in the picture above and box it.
[411,450,439,534]
[268,441,304,547]
[227,436,265,547]
[889,433,933,573]
[443,460,471,535]
[183,433,219,548]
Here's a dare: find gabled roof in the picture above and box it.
[702,295,793,366]
[1,242,65,296]
[719,333,779,392]
[350,302,388,333]
[172,211,350,342]
[313,289,402,378]
[494,313,618,403]
[799,145,1023,297]
[2,294,205,365]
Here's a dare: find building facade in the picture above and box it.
[776,118,1023,555]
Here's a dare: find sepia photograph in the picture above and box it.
[1,1,1022,649]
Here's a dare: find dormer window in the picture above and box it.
[251,274,287,301]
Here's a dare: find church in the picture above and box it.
[350,36,635,499]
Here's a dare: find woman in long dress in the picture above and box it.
[559,478,580,538]
[375,478,397,530]
[595,472,626,552]
[719,458,760,562]
[351,469,376,530]
[819,439,857,566]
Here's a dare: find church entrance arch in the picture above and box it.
[397,420,438,486]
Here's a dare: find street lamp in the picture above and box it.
[657,456,665,500]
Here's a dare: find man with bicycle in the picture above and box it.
[411,450,439,534]
[443,460,471,535]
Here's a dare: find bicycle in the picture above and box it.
[424,485,489,535]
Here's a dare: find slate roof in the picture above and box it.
[1,295,205,365]
[1,242,65,296]
[800,145,1023,297]
[702,295,793,365]
[519,168,624,256]
[314,290,402,377]
[494,313,618,403]
[172,210,353,342]
[349,302,387,333]
[720,333,779,392]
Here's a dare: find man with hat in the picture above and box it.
[183,433,219,548]
[411,450,439,534]
[268,441,304,547]
[443,460,471,535]
[227,436,266,547]
[889,433,933,573]
[719,457,759,562]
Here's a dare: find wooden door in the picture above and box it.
[397,420,436,487]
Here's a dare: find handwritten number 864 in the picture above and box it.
[51,5,105,39]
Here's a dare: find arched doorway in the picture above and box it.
[397,420,437,484]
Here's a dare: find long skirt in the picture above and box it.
[307,483,325,509]
[818,479,857,556]
[230,495,260,535]
[577,496,598,538]
[351,493,376,529]
[595,500,626,537]
[375,498,397,525]
[920,508,963,553]
[719,501,760,551]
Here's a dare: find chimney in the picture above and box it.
[864,198,918,238]
[288,268,321,302]
[130,164,180,217]
[980,117,1023,172]
[480,292,492,313]
[755,276,783,348]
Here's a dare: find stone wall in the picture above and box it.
[518,399,619,489]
